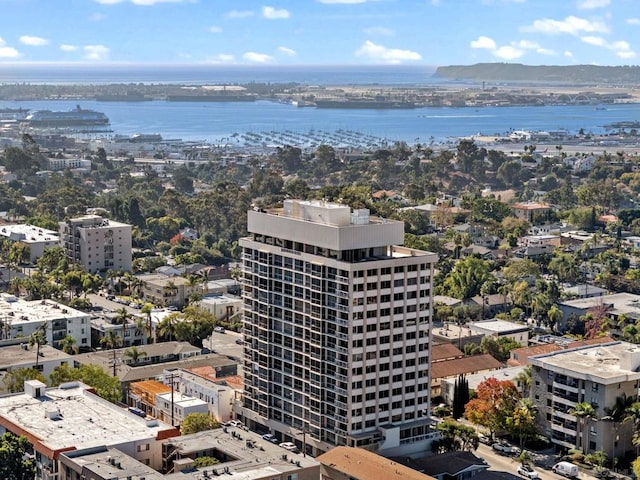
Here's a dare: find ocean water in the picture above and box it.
[3,98,640,145]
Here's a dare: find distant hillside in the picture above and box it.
[434,63,640,85]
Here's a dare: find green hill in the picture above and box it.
[434,63,640,85]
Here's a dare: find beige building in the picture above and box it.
[139,274,201,307]
[511,201,551,223]
[237,200,438,457]
[59,215,132,273]
[530,341,640,458]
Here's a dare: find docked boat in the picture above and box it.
[25,105,109,127]
[314,99,417,109]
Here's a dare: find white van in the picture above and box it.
[552,462,579,478]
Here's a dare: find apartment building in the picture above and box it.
[59,215,132,273]
[530,341,640,458]
[236,200,438,457]
[0,380,178,480]
[0,295,92,351]
[0,224,59,262]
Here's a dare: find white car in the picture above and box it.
[492,442,521,455]
[517,464,539,479]
[279,442,299,453]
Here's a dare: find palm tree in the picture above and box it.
[113,307,131,346]
[570,402,598,454]
[624,402,640,454]
[123,346,147,365]
[60,334,79,354]
[141,302,154,343]
[515,365,532,400]
[100,330,122,377]
[602,393,634,462]
[547,304,563,332]
[158,313,180,342]
[29,322,48,368]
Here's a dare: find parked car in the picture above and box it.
[595,470,615,480]
[517,464,539,479]
[214,326,226,333]
[552,462,579,478]
[279,442,299,453]
[492,442,521,455]
[228,420,243,428]
[235,338,244,345]
[478,434,492,445]
[262,434,279,444]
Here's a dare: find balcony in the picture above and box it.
[553,380,579,393]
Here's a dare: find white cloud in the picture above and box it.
[627,18,640,25]
[493,45,524,60]
[363,27,395,36]
[243,51,274,63]
[263,6,290,19]
[60,44,79,52]
[470,36,496,50]
[576,0,609,9]
[317,0,367,3]
[84,44,110,60]
[96,0,190,4]
[536,47,556,55]
[278,46,296,56]
[580,35,606,46]
[354,40,422,64]
[564,50,574,57]
[205,53,235,63]
[579,35,636,58]
[522,15,609,35]
[19,35,49,46]
[227,10,254,18]
[513,40,555,55]
[208,26,223,33]
[0,37,20,58]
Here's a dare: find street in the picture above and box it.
[476,444,598,480]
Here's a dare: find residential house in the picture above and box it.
[441,366,527,405]
[511,201,551,224]
[431,354,502,398]
[467,319,529,345]
[396,450,489,480]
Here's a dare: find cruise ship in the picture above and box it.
[25,105,109,127]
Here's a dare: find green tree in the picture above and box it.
[515,365,532,400]
[452,374,470,420]
[181,412,219,435]
[506,399,538,448]
[570,402,598,454]
[100,330,122,377]
[2,368,46,393]
[432,418,479,453]
[193,456,221,468]
[0,432,36,480]
[440,256,494,300]
[124,346,147,364]
[60,334,79,354]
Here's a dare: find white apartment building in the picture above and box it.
[0,344,72,394]
[0,224,59,263]
[59,215,132,273]
[237,200,438,457]
[530,341,640,458]
[47,157,91,171]
[0,380,178,480]
[168,368,236,422]
[155,391,208,427]
[0,295,92,350]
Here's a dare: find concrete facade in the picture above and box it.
[237,200,438,457]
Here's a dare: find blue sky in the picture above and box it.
[0,0,638,66]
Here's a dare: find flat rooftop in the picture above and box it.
[530,341,640,383]
[161,428,319,479]
[0,298,90,324]
[0,224,58,243]
[0,344,70,368]
[0,383,175,454]
[469,319,529,333]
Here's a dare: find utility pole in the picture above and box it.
[165,372,179,427]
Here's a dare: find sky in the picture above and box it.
[0,0,638,67]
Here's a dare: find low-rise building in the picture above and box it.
[511,201,551,223]
[0,380,179,479]
[440,366,526,405]
[557,292,640,331]
[467,319,529,345]
[431,354,502,398]
[0,224,59,262]
[198,294,242,323]
[530,341,640,457]
[138,274,201,307]
[0,295,92,351]
[0,343,72,394]
[155,390,208,427]
[318,446,436,480]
